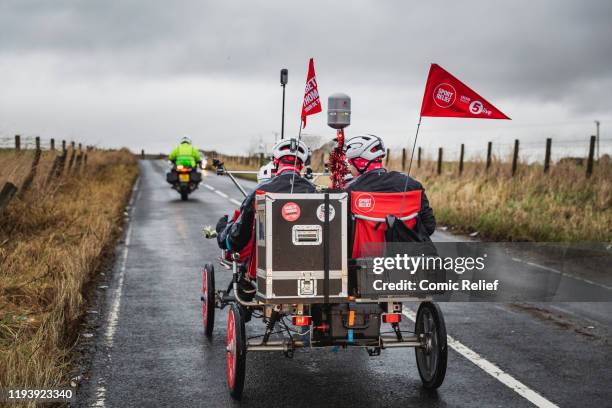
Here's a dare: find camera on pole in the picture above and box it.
[280,68,288,139]
[327,93,351,129]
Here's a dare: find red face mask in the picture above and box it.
[350,158,383,173]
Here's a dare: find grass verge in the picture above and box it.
[0,149,138,392]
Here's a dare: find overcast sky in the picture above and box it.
[1,1,611,159]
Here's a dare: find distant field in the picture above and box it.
[0,148,138,391]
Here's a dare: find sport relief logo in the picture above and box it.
[354,193,375,213]
[281,202,301,222]
[433,83,456,108]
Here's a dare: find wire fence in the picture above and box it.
[0,136,92,212]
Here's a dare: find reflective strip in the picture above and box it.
[353,212,418,223]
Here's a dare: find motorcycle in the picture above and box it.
[166,163,202,201]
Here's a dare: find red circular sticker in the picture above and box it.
[354,193,375,213]
[433,83,456,108]
[281,202,301,221]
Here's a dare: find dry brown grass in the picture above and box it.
[383,153,612,242]
[0,148,138,393]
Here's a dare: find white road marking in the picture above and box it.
[230,198,242,206]
[215,190,229,199]
[204,184,215,191]
[94,177,140,407]
[511,257,612,291]
[402,307,559,408]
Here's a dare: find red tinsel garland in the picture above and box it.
[327,129,349,189]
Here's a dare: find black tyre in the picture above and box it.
[201,264,215,338]
[226,303,246,400]
[180,189,189,201]
[415,302,447,389]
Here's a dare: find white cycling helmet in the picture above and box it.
[180,136,192,144]
[257,161,276,183]
[344,134,385,161]
[272,138,310,165]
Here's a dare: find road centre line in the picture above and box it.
[402,308,559,408]
[230,198,242,206]
[214,190,229,199]
[511,257,612,291]
[204,184,215,191]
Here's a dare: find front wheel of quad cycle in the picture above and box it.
[201,264,215,338]
[415,301,448,389]
[226,303,247,400]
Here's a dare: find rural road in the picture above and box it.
[76,160,612,407]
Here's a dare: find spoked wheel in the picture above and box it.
[226,303,247,400]
[202,264,215,338]
[415,302,447,389]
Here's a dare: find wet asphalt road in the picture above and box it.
[76,160,612,407]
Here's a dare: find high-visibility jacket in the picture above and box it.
[169,143,202,167]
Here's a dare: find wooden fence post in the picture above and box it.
[0,182,18,212]
[385,148,390,166]
[544,138,552,174]
[402,148,407,171]
[437,148,443,175]
[417,147,422,169]
[35,136,40,151]
[62,140,67,152]
[511,139,519,177]
[141,149,145,159]
[486,141,492,171]
[459,143,465,175]
[18,140,42,197]
[586,135,596,177]
[50,138,55,150]
[67,147,76,172]
[71,141,75,150]
[15,135,21,150]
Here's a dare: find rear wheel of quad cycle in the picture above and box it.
[201,264,215,338]
[226,303,246,400]
[415,302,447,389]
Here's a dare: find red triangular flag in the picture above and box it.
[301,58,322,128]
[420,64,510,119]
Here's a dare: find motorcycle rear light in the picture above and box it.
[292,315,312,326]
[382,313,402,323]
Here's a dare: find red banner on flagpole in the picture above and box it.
[301,58,322,128]
[420,64,510,120]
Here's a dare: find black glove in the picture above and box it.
[215,215,229,233]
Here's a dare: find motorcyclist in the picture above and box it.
[216,138,316,254]
[344,134,436,239]
[169,136,202,169]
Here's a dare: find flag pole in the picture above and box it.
[399,115,422,216]
[289,118,304,193]
[406,115,422,177]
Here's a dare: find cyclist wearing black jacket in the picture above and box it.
[344,134,436,239]
[216,139,316,252]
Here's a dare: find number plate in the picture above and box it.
[179,174,190,182]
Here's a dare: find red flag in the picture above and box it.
[301,58,322,128]
[420,63,510,119]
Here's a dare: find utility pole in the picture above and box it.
[595,120,600,160]
[280,69,288,140]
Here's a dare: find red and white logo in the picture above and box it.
[281,202,301,222]
[354,193,375,213]
[433,83,456,108]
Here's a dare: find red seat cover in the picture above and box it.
[350,191,422,258]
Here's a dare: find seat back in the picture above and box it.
[350,190,422,258]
